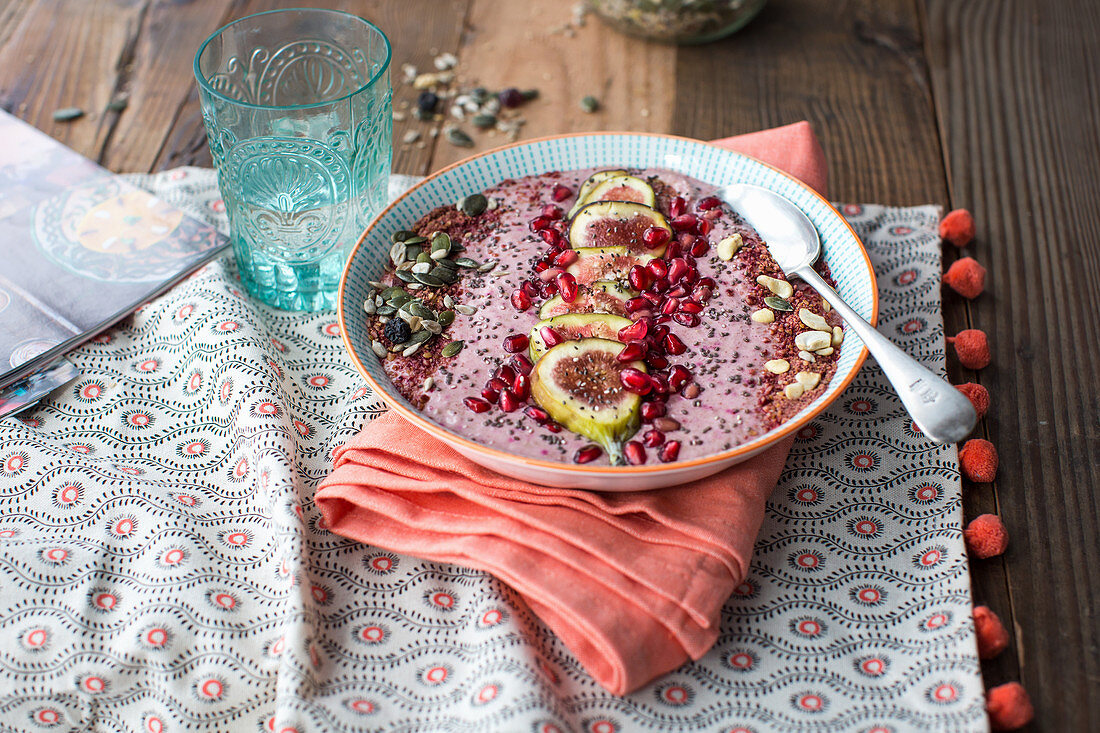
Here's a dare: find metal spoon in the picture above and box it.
[716,183,977,444]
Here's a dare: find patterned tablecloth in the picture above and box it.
[0,168,984,733]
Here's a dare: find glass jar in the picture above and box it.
[589,0,767,45]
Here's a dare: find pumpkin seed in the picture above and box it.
[52,106,84,121]
[454,304,477,316]
[433,258,458,271]
[376,305,397,316]
[477,260,498,273]
[441,340,464,357]
[416,252,432,265]
[407,301,434,319]
[764,296,793,311]
[430,249,449,261]
[433,266,459,284]
[107,96,129,112]
[445,127,474,147]
[454,257,479,269]
[437,310,455,327]
[580,95,599,113]
[472,113,496,129]
[443,295,455,308]
[406,283,423,291]
[391,230,414,243]
[389,242,407,266]
[403,235,429,245]
[457,193,488,216]
[410,329,432,344]
[422,320,442,334]
[431,232,452,254]
[371,340,387,358]
[411,262,431,274]
[363,299,377,315]
[388,292,412,308]
[381,286,407,301]
[402,342,423,357]
[414,272,444,287]
[368,280,385,289]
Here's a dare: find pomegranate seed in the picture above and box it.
[554,249,578,267]
[513,374,531,399]
[654,314,672,325]
[665,241,682,260]
[489,377,509,392]
[684,254,697,268]
[668,365,692,393]
[625,296,649,314]
[672,312,700,327]
[649,373,669,394]
[667,257,689,283]
[633,309,653,320]
[677,233,695,249]
[642,290,662,305]
[574,445,602,464]
[648,355,670,370]
[679,301,703,315]
[523,280,539,297]
[503,334,529,353]
[496,364,516,383]
[542,204,563,220]
[525,405,549,422]
[643,429,665,448]
[533,261,551,274]
[697,196,721,211]
[640,401,665,422]
[618,319,649,341]
[545,422,562,433]
[669,196,686,218]
[540,228,562,247]
[652,277,670,293]
[540,281,558,297]
[481,387,499,403]
[624,441,647,465]
[552,184,572,202]
[509,353,534,375]
[690,239,710,257]
[647,259,667,279]
[539,266,563,282]
[464,397,491,413]
[696,218,713,236]
[556,272,578,302]
[659,440,681,463]
[540,326,563,347]
[697,276,717,290]
[664,333,687,355]
[682,266,699,286]
[499,389,521,412]
[693,286,713,303]
[619,367,652,394]
[510,289,533,311]
[628,264,652,290]
[653,324,670,339]
[666,285,687,299]
[660,298,679,315]
[616,340,647,362]
[671,214,697,232]
[530,216,551,231]
[642,226,671,248]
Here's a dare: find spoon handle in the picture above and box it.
[794,265,977,444]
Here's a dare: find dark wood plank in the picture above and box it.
[0,0,149,160]
[924,1,1100,729]
[152,0,471,176]
[670,0,948,205]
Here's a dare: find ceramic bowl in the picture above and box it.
[338,133,877,490]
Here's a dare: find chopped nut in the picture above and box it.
[832,326,844,347]
[799,308,831,332]
[798,350,816,362]
[795,330,833,352]
[423,376,435,391]
[816,347,834,356]
[795,371,821,391]
[756,274,794,299]
[717,233,743,261]
[764,359,790,374]
[784,382,805,399]
[751,308,775,324]
[822,299,831,312]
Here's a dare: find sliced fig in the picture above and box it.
[528,312,634,362]
[568,169,628,217]
[568,201,672,256]
[565,246,655,285]
[538,280,635,319]
[530,338,645,464]
[580,175,656,208]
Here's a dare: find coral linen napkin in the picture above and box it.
[316,121,828,695]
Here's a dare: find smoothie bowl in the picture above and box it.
[338,134,876,490]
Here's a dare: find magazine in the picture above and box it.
[0,110,228,397]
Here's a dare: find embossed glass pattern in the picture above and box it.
[195,9,392,311]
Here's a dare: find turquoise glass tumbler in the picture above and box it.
[194,9,392,311]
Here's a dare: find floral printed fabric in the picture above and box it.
[0,169,984,732]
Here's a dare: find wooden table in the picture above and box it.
[1,1,1096,728]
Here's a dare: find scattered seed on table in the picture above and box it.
[52,107,84,121]
[580,95,599,113]
[445,127,474,147]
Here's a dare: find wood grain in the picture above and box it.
[670,0,947,205]
[924,0,1100,729]
[429,1,676,169]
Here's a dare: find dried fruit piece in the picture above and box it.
[569,201,671,256]
[528,313,633,362]
[973,606,1010,659]
[955,382,991,419]
[529,338,645,465]
[964,514,1009,558]
[939,208,976,248]
[959,438,998,482]
[943,256,987,299]
[948,329,991,370]
[986,682,1033,731]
